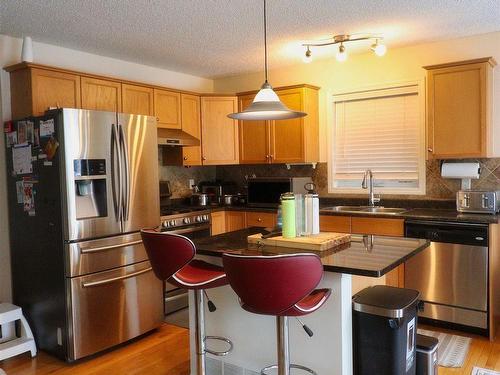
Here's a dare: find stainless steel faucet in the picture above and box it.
[362,169,380,207]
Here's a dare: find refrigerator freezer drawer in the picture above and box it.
[67,232,148,277]
[67,260,163,360]
[418,301,487,329]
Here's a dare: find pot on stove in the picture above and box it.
[191,193,209,206]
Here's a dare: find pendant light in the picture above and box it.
[228,0,306,121]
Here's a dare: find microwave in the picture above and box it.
[247,177,312,207]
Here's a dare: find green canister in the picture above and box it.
[280,192,296,238]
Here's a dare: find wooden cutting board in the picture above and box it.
[248,232,351,251]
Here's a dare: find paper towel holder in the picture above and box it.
[440,161,481,190]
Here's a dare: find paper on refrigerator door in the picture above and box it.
[12,145,32,175]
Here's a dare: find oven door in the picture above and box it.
[163,224,211,315]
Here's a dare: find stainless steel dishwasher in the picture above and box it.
[404,220,489,334]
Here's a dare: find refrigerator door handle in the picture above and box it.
[79,240,143,254]
[81,267,153,288]
[111,123,123,223]
[118,124,130,222]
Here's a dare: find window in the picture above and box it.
[329,83,425,194]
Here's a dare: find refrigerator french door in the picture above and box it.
[6,109,162,362]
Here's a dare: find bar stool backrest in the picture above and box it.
[141,230,195,281]
[222,253,323,316]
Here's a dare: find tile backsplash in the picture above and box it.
[216,159,500,200]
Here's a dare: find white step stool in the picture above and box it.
[0,303,36,361]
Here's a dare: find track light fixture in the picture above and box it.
[303,34,387,63]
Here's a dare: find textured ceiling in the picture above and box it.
[0,0,499,78]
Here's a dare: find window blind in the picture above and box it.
[332,89,421,189]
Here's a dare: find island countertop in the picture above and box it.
[192,227,429,277]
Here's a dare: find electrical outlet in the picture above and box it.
[188,179,195,189]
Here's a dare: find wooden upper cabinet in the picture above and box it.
[270,88,305,163]
[81,76,121,112]
[238,94,269,164]
[8,65,82,119]
[181,94,202,166]
[154,89,181,129]
[236,84,320,165]
[200,96,239,165]
[425,57,497,159]
[122,84,154,116]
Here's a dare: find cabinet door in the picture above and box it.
[246,211,276,228]
[351,217,404,237]
[181,94,202,166]
[270,89,304,163]
[225,211,247,232]
[201,97,239,165]
[122,84,154,116]
[211,211,226,235]
[154,89,181,129]
[31,68,81,116]
[238,94,269,164]
[319,215,351,233]
[81,77,121,112]
[428,63,487,158]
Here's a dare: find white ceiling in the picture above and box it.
[1,0,499,78]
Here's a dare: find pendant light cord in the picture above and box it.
[263,0,268,83]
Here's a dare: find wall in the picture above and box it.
[214,31,500,163]
[0,34,214,303]
[214,31,500,199]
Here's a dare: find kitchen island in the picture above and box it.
[187,228,429,375]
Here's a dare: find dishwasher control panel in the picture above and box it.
[405,220,488,247]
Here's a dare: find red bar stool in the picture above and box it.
[141,230,233,375]
[222,253,331,375]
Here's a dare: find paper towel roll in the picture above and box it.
[441,162,480,179]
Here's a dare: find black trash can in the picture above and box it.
[353,285,420,375]
[416,334,439,375]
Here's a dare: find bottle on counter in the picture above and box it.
[304,183,320,235]
[280,192,296,238]
[295,193,305,236]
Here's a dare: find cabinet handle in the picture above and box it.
[427,148,433,153]
[265,155,269,160]
[183,156,188,160]
[257,218,262,222]
[202,157,206,161]
[156,117,160,121]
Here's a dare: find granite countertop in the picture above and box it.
[192,227,430,278]
[161,198,499,224]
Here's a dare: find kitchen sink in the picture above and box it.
[322,206,408,215]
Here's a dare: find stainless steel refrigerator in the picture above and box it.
[5,109,163,361]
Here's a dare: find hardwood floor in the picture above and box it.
[1,323,499,374]
[0,324,190,375]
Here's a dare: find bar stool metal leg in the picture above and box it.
[261,316,317,375]
[194,289,234,375]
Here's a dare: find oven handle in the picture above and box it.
[82,267,152,288]
[168,224,211,235]
[80,240,143,254]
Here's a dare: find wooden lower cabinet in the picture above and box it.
[246,211,276,228]
[319,215,351,233]
[210,211,226,235]
[226,211,247,232]
[351,217,404,237]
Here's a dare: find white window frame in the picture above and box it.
[327,80,426,195]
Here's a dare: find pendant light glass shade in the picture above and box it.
[228,0,307,121]
[228,82,306,120]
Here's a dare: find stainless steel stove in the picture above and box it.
[160,207,212,315]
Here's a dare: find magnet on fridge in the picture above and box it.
[44,136,59,161]
[5,131,17,148]
[23,182,35,213]
[15,180,24,203]
[26,121,34,144]
[39,119,55,137]
[17,121,27,144]
[4,121,13,133]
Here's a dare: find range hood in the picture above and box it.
[157,128,200,147]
